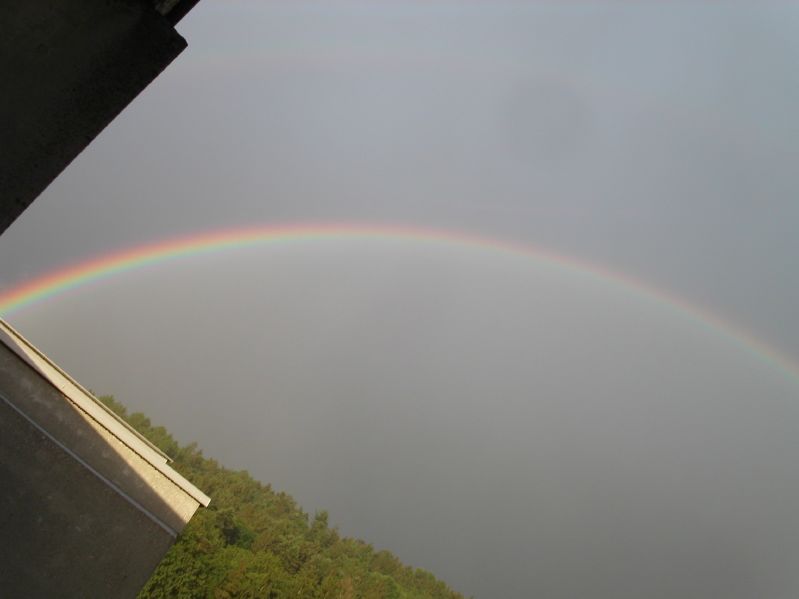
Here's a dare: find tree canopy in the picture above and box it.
[98,396,467,599]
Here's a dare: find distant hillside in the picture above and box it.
[99,396,467,599]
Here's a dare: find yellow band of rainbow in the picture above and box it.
[1,222,797,383]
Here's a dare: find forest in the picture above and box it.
[98,396,467,599]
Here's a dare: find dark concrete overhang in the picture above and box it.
[155,0,204,25]
[0,0,203,235]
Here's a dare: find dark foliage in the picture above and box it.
[99,396,467,599]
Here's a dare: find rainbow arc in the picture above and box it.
[1,223,797,383]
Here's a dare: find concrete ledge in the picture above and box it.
[0,318,210,598]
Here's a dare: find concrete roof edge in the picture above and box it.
[0,318,210,507]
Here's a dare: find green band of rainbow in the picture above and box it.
[1,222,797,383]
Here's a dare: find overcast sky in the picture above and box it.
[2,2,799,598]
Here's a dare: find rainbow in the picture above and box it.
[1,222,797,383]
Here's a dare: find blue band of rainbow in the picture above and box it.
[1,222,796,383]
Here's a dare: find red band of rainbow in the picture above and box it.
[1,222,797,383]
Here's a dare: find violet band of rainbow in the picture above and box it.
[1,222,797,384]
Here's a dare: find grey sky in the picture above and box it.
[1,2,799,597]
